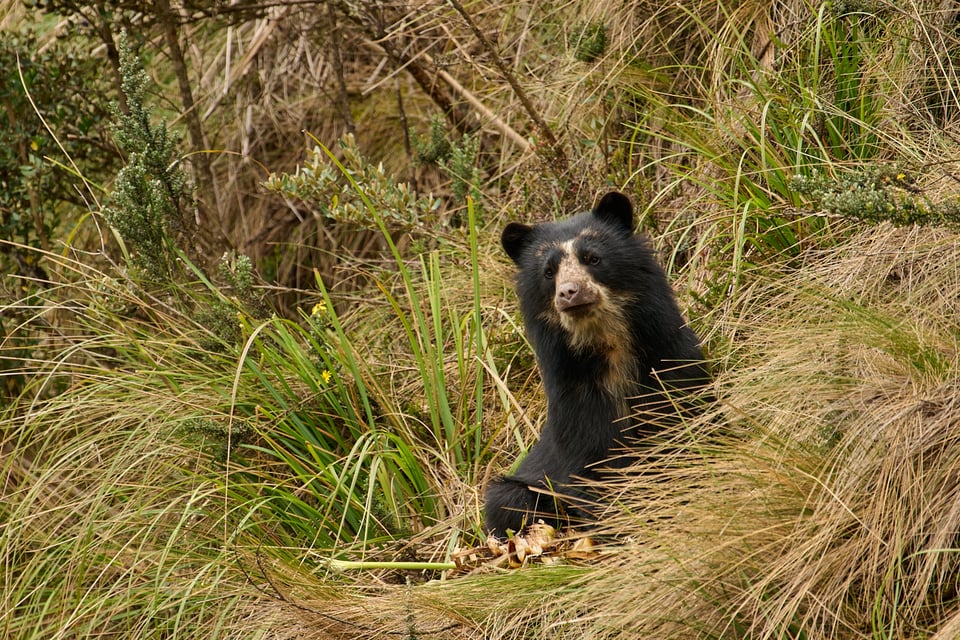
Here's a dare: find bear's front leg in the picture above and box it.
[483,476,561,537]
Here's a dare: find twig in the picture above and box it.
[328,3,356,135]
[427,55,532,152]
[445,0,566,170]
[154,0,219,221]
[327,558,458,571]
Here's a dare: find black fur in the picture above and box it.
[484,191,709,537]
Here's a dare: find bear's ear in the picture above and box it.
[592,191,634,233]
[501,222,534,264]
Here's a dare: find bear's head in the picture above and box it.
[500,191,645,353]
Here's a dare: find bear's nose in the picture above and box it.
[557,281,579,302]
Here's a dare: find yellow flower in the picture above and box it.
[311,301,327,316]
[321,369,333,384]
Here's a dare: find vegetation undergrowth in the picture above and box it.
[4,0,960,638]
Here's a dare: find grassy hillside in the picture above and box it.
[4,1,960,638]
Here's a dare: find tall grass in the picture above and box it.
[0,175,510,636]
[6,0,960,638]
[227,197,508,551]
[0,248,257,638]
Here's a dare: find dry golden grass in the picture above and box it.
[8,1,960,638]
[235,223,960,639]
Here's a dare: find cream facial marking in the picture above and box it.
[542,238,638,395]
[554,239,602,315]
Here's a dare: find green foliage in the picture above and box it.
[414,115,483,210]
[179,415,254,461]
[570,21,607,63]
[218,251,254,294]
[244,152,503,545]
[0,27,120,400]
[831,0,887,16]
[265,133,441,234]
[230,309,439,545]
[818,14,883,161]
[413,113,452,165]
[442,134,482,206]
[0,28,117,252]
[193,252,269,349]
[101,32,193,280]
[150,199,499,548]
[790,166,960,229]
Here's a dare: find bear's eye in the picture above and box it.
[544,266,555,280]
[583,253,601,266]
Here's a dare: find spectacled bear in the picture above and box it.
[484,191,710,537]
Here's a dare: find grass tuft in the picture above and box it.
[7,1,960,638]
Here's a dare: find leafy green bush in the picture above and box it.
[0,28,118,255]
[102,32,194,280]
[259,146,503,540]
[791,166,960,229]
[0,27,120,400]
[570,21,607,63]
[265,133,441,234]
[414,114,483,211]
